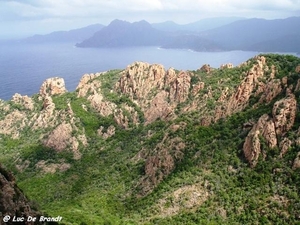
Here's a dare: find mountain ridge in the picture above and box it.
[1,54,300,224]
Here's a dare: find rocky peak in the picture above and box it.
[220,63,234,69]
[115,62,166,101]
[198,64,212,73]
[76,72,102,97]
[39,77,67,97]
[224,56,268,116]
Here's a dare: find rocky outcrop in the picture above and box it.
[115,62,193,123]
[0,163,45,225]
[12,93,34,110]
[169,71,191,103]
[0,110,28,139]
[115,62,166,104]
[76,73,117,117]
[76,72,103,97]
[36,160,71,174]
[258,79,282,104]
[243,114,277,167]
[244,92,297,166]
[43,123,86,160]
[39,77,67,97]
[292,152,300,169]
[295,65,300,73]
[272,94,297,137]
[98,125,115,139]
[144,91,173,124]
[225,56,267,116]
[139,134,185,195]
[31,95,56,129]
[198,64,212,73]
[279,138,292,157]
[220,63,234,69]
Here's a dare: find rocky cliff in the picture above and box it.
[0,164,53,225]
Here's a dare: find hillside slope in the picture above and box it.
[0,54,300,224]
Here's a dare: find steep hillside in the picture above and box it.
[0,54,300,224]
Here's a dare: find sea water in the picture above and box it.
[0,41,262,100]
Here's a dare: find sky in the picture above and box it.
[0,0,300,39]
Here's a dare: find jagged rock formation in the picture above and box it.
[272,93,297,137]
[12,93,35,111]
[39,77,67,97]
[243,93,297,167]
[43,122,87,160]
[220,63,234,69]
[243,114,277,167]
[199,64,212,73]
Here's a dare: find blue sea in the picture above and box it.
[0,41,266,100]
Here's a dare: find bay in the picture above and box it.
[0,42,260,100]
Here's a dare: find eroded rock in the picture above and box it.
[272,94,297,136]
[39,77,67,97]
[243,114,277,167]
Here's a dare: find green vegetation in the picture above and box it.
[0,54,300,224]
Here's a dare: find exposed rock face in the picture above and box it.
[32,95,56,129]
[144,91,173,124]
[292,152,300,169]
[39,77,67,97]
[98,125,115,139]
[272,94,297,136]
[226,56,267,116]
[115,62,166,104]
[220,63,234,69]
[0,164,45,225]
[243,114,277,167]
[295,65,300,73]
[43,123,86,160]
[115,62,193,123]
[157,183,209,217]
[12,93,34,110]
[258,79,282,104]
[243,92,297,166]
[76,72,102,96]
[199,64,212,73]
[139,134,185,196]
[279,138,292,157]
[36,160,71,174]
[169,71,191,103]
[0,110,27,139]
[76,73,117,117]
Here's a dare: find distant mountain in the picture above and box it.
[152,17,245,32]
[76,17,300,53]
[76,20,168,48]
[200,17,300,52]
[23,24,105,43]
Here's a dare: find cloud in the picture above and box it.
[1,0,299,25]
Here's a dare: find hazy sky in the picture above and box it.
[0,0,300,39]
